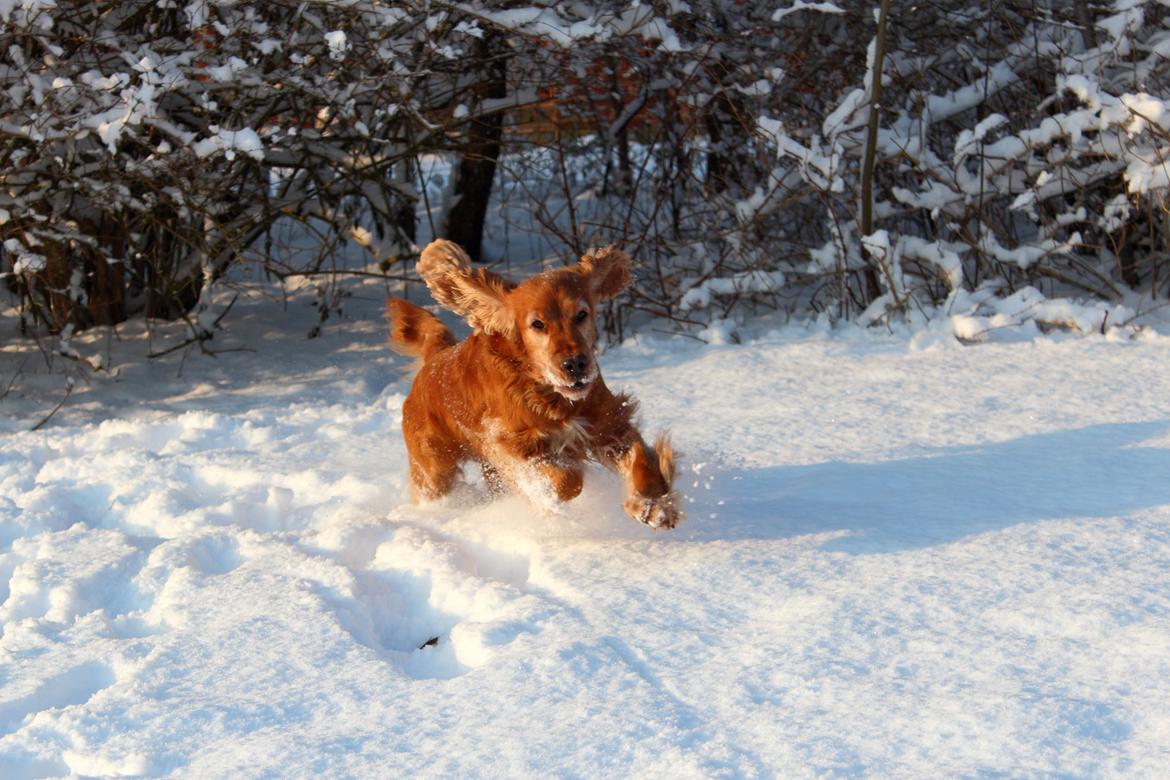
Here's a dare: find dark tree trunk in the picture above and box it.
[14,219,129,334]
[84,214,128,327]
[442,34,507,263]
[700,15,752,196]
[134,212,202,321]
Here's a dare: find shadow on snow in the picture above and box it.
[687,421,1170,553]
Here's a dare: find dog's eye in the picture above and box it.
[530,319,546,331]
[575,309,589,323]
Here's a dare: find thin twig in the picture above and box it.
[31,379,74,431]
[147,293,241,359]
[1,355,28,401]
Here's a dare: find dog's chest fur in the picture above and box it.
[544,417,591,459]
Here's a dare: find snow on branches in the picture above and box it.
[0,0,473,332]
[5,0,1170,343]
[728,0,1170,336]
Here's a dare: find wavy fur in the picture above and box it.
[388,240,681,528]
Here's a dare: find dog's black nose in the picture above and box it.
[562,354,588,377]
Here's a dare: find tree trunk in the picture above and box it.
[701,8,753,196]
[442,34,507,263]
[21,233,128,334]
[859,0,891,304]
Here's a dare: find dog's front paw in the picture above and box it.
[624,492,681,530]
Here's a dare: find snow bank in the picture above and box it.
[3,282,1170,775]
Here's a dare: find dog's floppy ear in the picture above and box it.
[418,240,514,335]
[578,246,632,300]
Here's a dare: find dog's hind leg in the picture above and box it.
[408,456,458,502]
[405,433,461,502]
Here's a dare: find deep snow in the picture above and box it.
[2,279,1170,777]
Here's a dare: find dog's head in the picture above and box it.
[418,240,631,402]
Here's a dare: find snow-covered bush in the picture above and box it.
[741,0,1170,334]
[6,0,1170,343]
[490,1,1170,338]
[0,0,456,334]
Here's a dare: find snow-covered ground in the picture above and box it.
[3,278,1170,777]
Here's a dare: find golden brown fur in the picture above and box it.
[387,239,680,529]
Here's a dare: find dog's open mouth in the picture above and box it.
[557,378,594,401]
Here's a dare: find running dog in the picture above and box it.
[386,240,680,529]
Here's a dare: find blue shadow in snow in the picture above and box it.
[685,421,1170,553]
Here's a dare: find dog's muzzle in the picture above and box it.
[556,378,593,401]
[555,357,596,401]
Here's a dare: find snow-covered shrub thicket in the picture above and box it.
[754,0,1170,336]
[5,0,1170,342]
[0,0,456,335]
[482,0,809,339]
[487,0,1170,338]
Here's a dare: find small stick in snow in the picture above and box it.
[31,378,74,431]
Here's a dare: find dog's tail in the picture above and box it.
[386,297,456,363]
